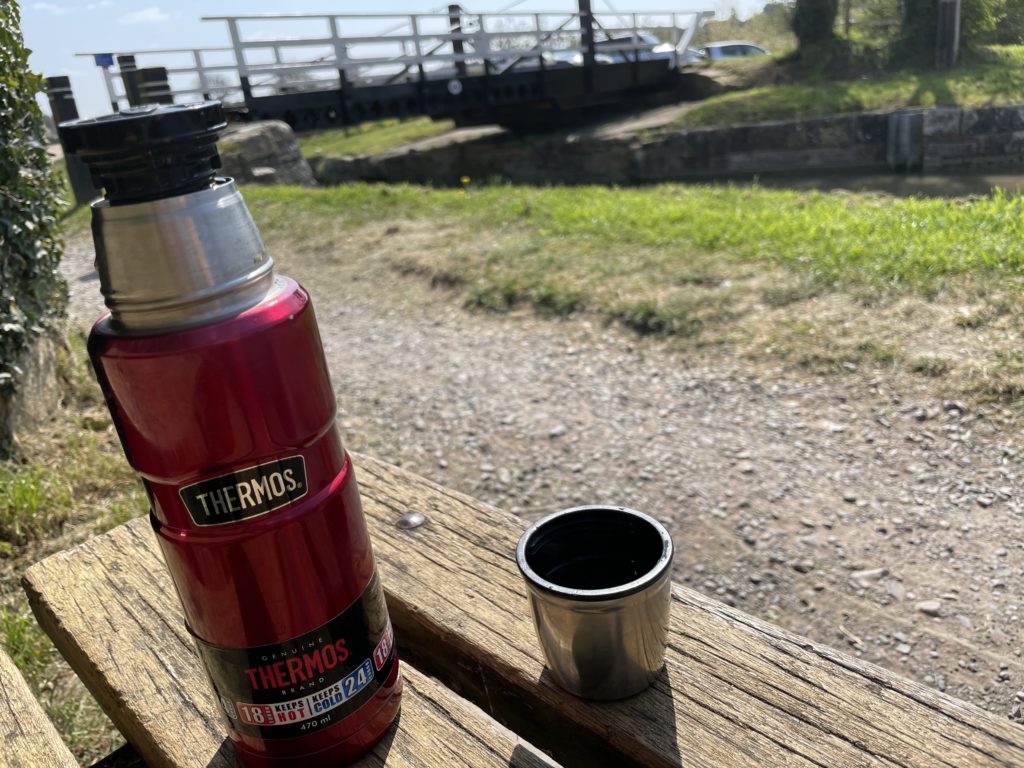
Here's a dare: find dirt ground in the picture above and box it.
[61,221,1024,728]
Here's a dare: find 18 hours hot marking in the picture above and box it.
[236,659,376,729]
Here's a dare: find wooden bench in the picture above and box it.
[19,521,557,767]
[0,645,77,768]
[21,454,1024,767]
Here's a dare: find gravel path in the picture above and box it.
[62,231,1024,726]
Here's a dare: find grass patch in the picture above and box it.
[0,466,70,547]
[243,183,1024,290]
[1,607,57,689]
[968,350,1024,400]
[57,202,91,243]
[910,355,953,376]
[760,316,904,372]
[0,328,148,763]
[953,298,1013,329]
[241,180,1024,397]
[670,46,1024,129]
[297,117,455,157]
[761,277,822,308]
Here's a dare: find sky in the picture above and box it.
[22,0,765,118]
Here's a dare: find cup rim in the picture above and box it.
[515,505,673,602]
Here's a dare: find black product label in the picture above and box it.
[195,572,396,740]
[179,456,308,526]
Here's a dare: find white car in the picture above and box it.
[697,41,769,61]
[594,32,676,63]
[540,50,615,68]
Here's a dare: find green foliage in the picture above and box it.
[793,0,839,47]
[897,0,1007,58]
[844,0,902,47]
[0,4,66,403]
[963,0,1009,40]
[986,0,1024,42]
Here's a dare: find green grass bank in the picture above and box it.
[675,46,1024,129]
[244,182,1024,289]
[297,116,455,158]
[243,181,1024,396]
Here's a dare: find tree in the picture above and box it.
[792,0,840,48]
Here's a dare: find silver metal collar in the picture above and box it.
[92,178,274,333]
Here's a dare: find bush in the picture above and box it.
[897,0,1008,58]
[984,0,1024,42]
[792,0,840,48]
[0,5,66,419]
[963,0,1010,40]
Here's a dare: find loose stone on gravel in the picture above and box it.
[851,567,888,588]
[917,600,943,617]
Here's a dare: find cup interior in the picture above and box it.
[519,506,670,595]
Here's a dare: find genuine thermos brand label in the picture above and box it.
[195,572,397,740]
[179,456,308,526]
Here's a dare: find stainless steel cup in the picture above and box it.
[515,505,673,700]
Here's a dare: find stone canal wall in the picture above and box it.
[308,103,1024,186]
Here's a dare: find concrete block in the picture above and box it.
[922,107,961,137]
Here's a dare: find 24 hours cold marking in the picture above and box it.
[236,659,376,728]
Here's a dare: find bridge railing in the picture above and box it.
[78,8,712,111]
[75,47,247,110]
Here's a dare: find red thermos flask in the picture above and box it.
[62,103,402,766]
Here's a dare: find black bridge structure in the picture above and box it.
[75,3,713,131]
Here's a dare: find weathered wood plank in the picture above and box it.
[22,521,560,768]
[24,521,231,767]
[362,669,559,768]
[352,455,1024,768]
[0,646,77,768]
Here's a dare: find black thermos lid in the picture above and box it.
[60,102,227,205]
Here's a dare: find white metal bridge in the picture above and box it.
[76,4,714,130]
